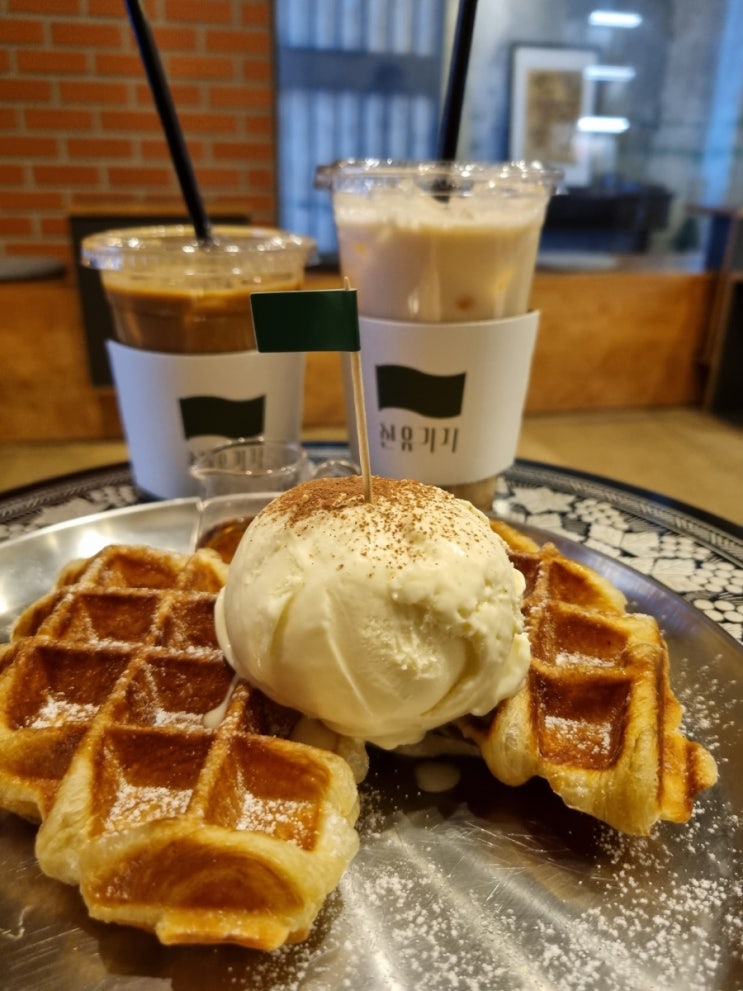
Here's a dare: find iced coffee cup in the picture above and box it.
[82,225,315,499]
[315,161,559,509]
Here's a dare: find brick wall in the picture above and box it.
[0,0,277,267]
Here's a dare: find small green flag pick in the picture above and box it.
[250,288,360,352]
[250,285,373,503]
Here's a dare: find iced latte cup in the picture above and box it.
[82,225,313,353]
[316,161,559,509]
[82,225,315,499]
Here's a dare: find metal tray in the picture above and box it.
[1,502,741,991]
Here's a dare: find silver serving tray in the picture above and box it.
[1,502,741,991]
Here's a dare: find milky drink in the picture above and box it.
[317,162,558,511]
[333,187,547,322]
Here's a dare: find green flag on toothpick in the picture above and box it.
[250,288,360,352]
[250,284,373,503]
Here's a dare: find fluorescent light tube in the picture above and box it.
[584,65,636,82]
[577,115,631,133]
[589,11,643,28]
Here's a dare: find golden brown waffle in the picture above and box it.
[0,544,230,822]
[459,520,718,835]
[0,544,360,949]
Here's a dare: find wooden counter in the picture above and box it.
[0,265,715,442]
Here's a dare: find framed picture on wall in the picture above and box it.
[509,45,598,187]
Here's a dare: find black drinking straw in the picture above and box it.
[437,0,479,161]
[125,0,212,243]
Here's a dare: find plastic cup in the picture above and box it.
[315,160,560,508]
[81,225,316,500]
[82,224,315,353]
[316,160,558,322]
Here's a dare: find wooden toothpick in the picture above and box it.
[345,277,373,503]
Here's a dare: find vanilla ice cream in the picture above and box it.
[215,476,530,749]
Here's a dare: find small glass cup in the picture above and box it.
[190,438,358,562]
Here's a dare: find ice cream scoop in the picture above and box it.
[215,476,530,749]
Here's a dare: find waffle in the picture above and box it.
[0,544,360,949]
[458,520,718,835]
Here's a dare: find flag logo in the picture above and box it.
[179,395,265,441]
[375,365,466,419]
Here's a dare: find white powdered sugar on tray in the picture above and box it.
[234,743,739,991]
[194,652,742,991]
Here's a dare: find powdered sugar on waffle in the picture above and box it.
[237,793,307,835]
[107,783,192,825]
[31,697,97,727]
[2,671,739,990]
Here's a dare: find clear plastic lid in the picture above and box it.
[81,225,316,272]
[314,159,563,196]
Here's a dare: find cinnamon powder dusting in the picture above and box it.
[260,476,492,557]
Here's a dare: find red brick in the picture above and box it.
[0,164,26,185]
[67,137,134,159]
[164,0,233,24]
[0,136,58,157]
[170,82,204,107]
[0,216,34,236]
[95,53,144,77]
[140,137,206,161]
[0,190,65,210]
[205,29,269,55]
[179,111,237,134]
[213,140,273,161]
[169,54,235,81]
[51,21,124,47]
[17,49,89,75]
[40,215,69,236]
[243,194,274,221]
[33,164,101,186]
[241,3,270,27]
[152,26,199,51]
[242,59,273,82]
[107,165,176,187]
[100,110,163,133]
[209,84,272,109]
[24,108,94,131]
[60,80,130,105]
[70,190,146,206]
[0,78,52,103]
[2,17,45,43]
[87,0,125,15]
[185,142,209,165]
[247,167,273,187]
[135,81,202,107]
[244,114,273,135]
[0,107,20,129]
[195,166,243,187]
[139,137,171,160]
[7,0,78,12]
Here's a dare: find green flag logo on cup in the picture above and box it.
[376,366,466,419]
[179,395,265,441]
